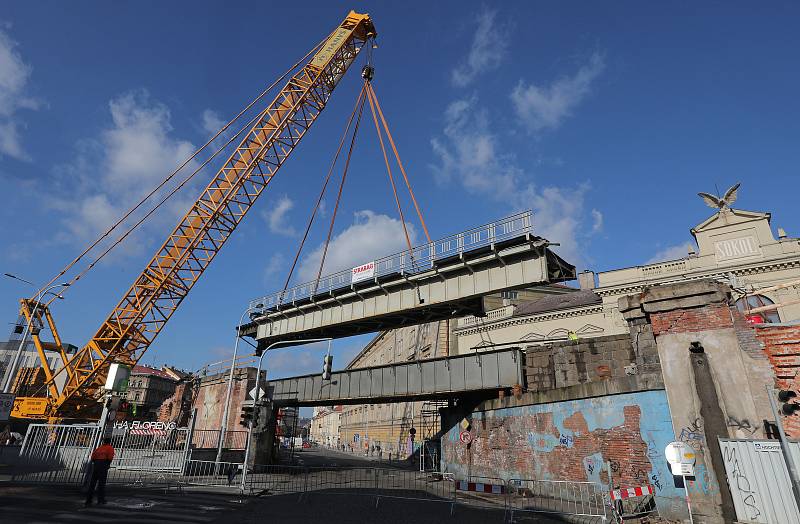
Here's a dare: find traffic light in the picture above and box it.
[779,390,800,415]
[240,403,255,427]
[119,400,130,413]
[322,354,333,380]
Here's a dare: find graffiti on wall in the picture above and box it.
[723,446,763,521]
[441,390,684,518]
[677,417,705,451]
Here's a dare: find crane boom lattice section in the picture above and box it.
[30,11,376,419]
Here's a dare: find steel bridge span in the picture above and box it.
[264,348,524,407]
[241,212,574,351]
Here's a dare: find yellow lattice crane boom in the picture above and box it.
[11,11,376,421]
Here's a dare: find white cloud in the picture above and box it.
[103,90,196,194]
[646,242,694,264]
[511,52,605,133]
[50,90,199,257]
[264,195,297,236]
[0,25,41,160]
[296,211,417,282]
[431,96,517,195]
[591,209,603,233]
[431,96,595,265]
[201,109,225,136]
[262,252,286,283]
[451,9,508,87]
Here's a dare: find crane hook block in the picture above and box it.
[361,65,375,82]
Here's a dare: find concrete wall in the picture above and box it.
[441,390,686,519]
[619,280,779,523]
[192,368,259,434]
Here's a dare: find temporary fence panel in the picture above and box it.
[507,478,608,520]
[15,423,193,486]
[304,466,377,495]
[373,469,454,504]
[191,429,248,450]
[15,423,100,484]
[453,476,509,512]
[109,426,190,472]
[182,459,244,487]
[245,463,308,496]
[719,439,800,524]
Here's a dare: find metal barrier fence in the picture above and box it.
[13,426,610,523]
[109,426,190,471]
[183,459,244,487]
[454,476,509,513]
[191,429,248,450]
[246,463,308,496]
[15,424,100,484]
[507,478,608,520]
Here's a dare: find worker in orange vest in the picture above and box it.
[85,437,115,506]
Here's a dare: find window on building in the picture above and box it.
[736,295,781,323]
[501,290,519,300]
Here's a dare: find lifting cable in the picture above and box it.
[365,83,416,260]
[314,82,369,291]
[35,31,334,306]
[366,83,431,244]
[279,64,432,299]
[279,86,368,301]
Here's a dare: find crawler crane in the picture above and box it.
[9,11,376,422]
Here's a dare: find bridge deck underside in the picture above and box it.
[245,235,574,351]
[266,348,524,407]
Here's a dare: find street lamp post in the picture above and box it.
[214,303,264,468]
[240,336,332,490]
[2,275,70,393]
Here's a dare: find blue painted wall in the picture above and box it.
[441,390,687,519]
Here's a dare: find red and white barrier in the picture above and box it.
[129,429,167,436]
[456,480,505,494]
[610,484,654,501]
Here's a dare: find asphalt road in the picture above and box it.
[0,484,250,523]
[287,446,416,470]
[0,484,576,524]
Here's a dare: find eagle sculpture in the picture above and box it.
[698,182,740,210]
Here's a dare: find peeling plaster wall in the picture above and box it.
[441,390,686,519]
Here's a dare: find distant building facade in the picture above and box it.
[123,365,179,420]
[0,340,78,395]
[310,406,341,447]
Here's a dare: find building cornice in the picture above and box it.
[594,256,800,298]
[454,304,605,336]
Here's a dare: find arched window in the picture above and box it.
[736,294,780,323]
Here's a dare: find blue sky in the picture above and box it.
[1,1,799,379]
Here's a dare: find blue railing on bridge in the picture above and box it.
[248,211,533,311]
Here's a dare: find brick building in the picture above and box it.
[124,365,179,420]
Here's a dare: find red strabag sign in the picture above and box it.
[351,261,375,284]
